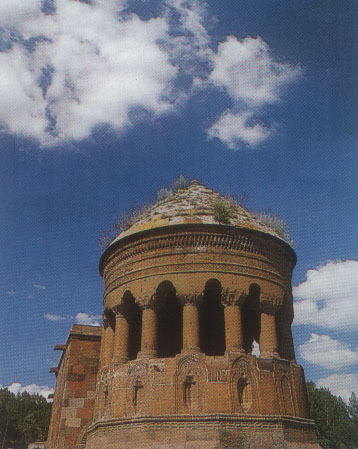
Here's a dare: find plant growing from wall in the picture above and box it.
[211,198,236,224]
[255,211,294,246]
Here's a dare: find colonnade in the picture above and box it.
[99,283,290,369]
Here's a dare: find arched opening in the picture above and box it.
[199,279,225,356]
[241,284,261,353]
[183,374,196,408]
[156,281,183,358]
[276,298,295,360]
[122,291,142,360]
[237,376,252,412]
[132,376,144,410]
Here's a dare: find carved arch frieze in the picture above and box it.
[125,360,149,416]
[175,354,203,414]
[277,370,296,416]
[230,356,257,414]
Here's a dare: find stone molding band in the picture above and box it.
[101,228,295,280]
[87,413,318,433]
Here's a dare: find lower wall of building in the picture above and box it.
[84,415,320,449]
[95,353,309,421]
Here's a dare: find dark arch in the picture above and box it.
[156,281,183,358]
[199,279,225,356]
[104,307,115,331]
[276,297,295,360]
[241,283,261,353]
[122,291,142,360]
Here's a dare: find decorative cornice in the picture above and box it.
[100,225,296,278]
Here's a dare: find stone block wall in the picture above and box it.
[47,325,101,449]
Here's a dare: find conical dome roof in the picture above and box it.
[109,180,289,246]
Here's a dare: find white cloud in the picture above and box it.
[0,0,302,149]
[0,0,42,28]
[0,0,177,144]
[299,334,358,371]
[293,260,358,330]
[207,35,302,149]
[210,36,302,106]
[207,110,271,149]
[45,312,66,321]
[33,283,46,290]
[75,312,101,326]
[6,382,54,400]
[317,374,358,402]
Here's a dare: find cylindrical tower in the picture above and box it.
[85,181,320,449]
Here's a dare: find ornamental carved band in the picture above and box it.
[177,293,204,306]
[221,288,247,306]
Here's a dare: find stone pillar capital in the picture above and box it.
[102,315,109,328]
[178,292,203,307]
[221,288,247,307]
[260,294,282,315]
[112,304,125,317]
[103,307,115,321]
[137,294,157,311]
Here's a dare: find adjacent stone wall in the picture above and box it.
[47,325,101,449]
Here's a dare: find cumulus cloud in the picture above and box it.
[207,110,271,149]
[33,283,46,290]
[299,334,358,371]
[317,374,358,402]
[210,36,301,106]
[207,36,302,149]
[45,312,66,321]
[293,260,358,330]
[6,382,54,400]
[0,0,301,148]
[75,312,101,326]
[0,0,177,144]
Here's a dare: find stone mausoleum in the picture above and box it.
[47,181,320,448]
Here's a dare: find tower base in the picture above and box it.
[84,414,321,449]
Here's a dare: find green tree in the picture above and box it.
[306,381,357,449]
[0,388,52,449]
[348,392,358,436]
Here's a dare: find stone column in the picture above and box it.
[100,311,115,367]
[138,297,157,358]
[222,289,245,353]
[179,293,202,352]
[112,305,130,363]
[260,296,280,358]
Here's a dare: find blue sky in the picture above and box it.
[0,0,357,401]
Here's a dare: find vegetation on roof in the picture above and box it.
[99,177,294,249]
[99,176,190,249]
